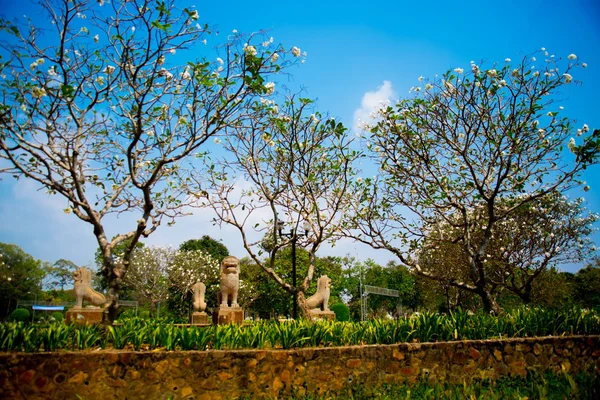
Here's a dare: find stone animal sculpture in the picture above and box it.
[218,256,240,308]
[306,275,331,311]
[192,281,207,312]
[73,267,106,308]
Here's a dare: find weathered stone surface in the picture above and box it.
[0,336,599,399]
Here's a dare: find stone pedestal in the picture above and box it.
[212,306,244,325]
[310,310,336,321]
[66,307,104,324]
[191,311,210,326]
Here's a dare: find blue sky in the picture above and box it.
[0,0,599,272]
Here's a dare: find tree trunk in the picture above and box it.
[296,291,313,321]
[101,262,124,325]
[478,288,502,315]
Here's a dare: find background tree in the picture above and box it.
[0,0,297,324]
[122,246,172,317]
[0,243,45,318]
[572,260,600,309]
[198,95,360,317]
[179,236,229,262]
[45,258,78,291]
[347,50,598,313]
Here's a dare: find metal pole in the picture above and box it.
[292,232,297,319]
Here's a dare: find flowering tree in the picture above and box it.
[418,193,597,308]
[0,0,297,323]
[347,50,599,313]
[123,246,173,316]
[197,95,361,317]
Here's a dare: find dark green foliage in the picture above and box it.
[1,307,599,353]
[9,308,30,322]
[330,303,350,322]
[0,243,45,318]
[179,236,229,262]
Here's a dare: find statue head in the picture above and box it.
[220,256,240,276]
[73,267,92,285]
[317,275,331,291]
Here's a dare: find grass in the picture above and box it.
[0,307,599,352]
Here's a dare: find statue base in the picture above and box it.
[66,307,104,324]
[191,311,210,326]
[212,306,244,325]
[309,310,336,321]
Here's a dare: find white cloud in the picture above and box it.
[353,81,396,132]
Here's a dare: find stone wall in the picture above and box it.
[1,335,599,399]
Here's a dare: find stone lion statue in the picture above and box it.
[306,275,331,311]
[73,267,106,308]
[192,281,207,312]
[218,256,240,308]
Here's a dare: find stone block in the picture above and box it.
[191,312,210,326]
[309,310,336,321]
[212,307,244,325]
[65,307,104,324]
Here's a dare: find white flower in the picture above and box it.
[157,55,165,65]
[475,81,481,87]
[544,252,551,258]
[181,69,191,80]
[105,65,115,74]
[271,53,279,63]
[36,58,44,65]
[498,79,507,87]
[486,69,497,77]
[512,69,520,77]
[471,64,480,75]
[563,73,573,83]
[568,137,576,152]
[131,26,136,33]
[425,83,433,90]
[96,76,105,85]
[541,47,546,51]
[169,49,176,55]
[244,44,257,56]
[63,208,72,214]
[533,71,540,77]
[264,81,275,94]
[178,116,187,125]
[356,177,363,184]
[505,58,511,62]
[291,46,301,57]
[30,62,38,70]
[158,68,173,80]
[454,67,464,74]
[214,137,221,144]
[568,53,577,60]
[47,67,57,76]
[582,63,588,68]
[98,0,105,6]
[190,10,199,20]
[532,57,536,62]
[216,57,224,65]
[582,124,589,133]
[584,185,590,192]
[20,103,27,112]
[31,86,47,98]
[418,76,424,81]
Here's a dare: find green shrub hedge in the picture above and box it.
[330,303,350,322]
[9,308,30,322]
